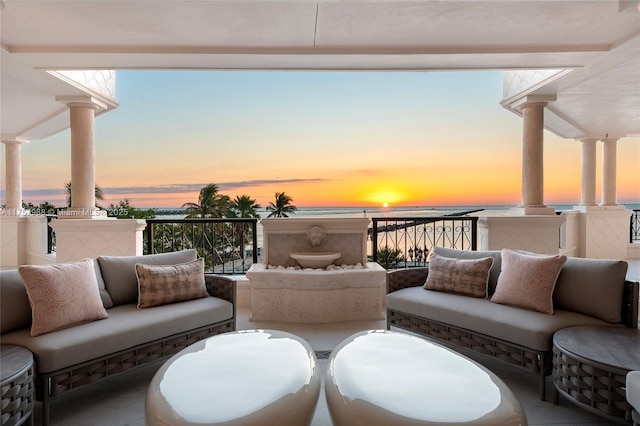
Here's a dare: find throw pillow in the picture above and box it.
[431,247,503,295]
[0,269,34,334]
[18,259,109,337]
[424,253,494,298]
[553,257,627,323]
[491,249,567,314]
[136,258,208,309]
[98,249,198,306]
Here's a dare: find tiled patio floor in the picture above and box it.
[33,302,630,426]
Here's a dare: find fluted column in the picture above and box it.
[579,138,598,206]
[2,138,29,211]
[600,138,619,206]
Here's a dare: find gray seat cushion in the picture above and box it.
[98,249,198,306]
[1,296,232,373]
[387,287,614,351]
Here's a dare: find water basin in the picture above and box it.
[289,252,341,269]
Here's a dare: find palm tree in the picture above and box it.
[181,183,230,218]
[227,195,261,264]
[266,192,297,218]
[64,181,104,207]
[228,195,261,219]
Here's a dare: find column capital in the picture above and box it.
[1,136,29,145]
[56,95,107,111]
[511,95,556,111]
[577,138,599,144]
[601,137,620,143]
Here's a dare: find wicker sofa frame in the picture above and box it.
[36,274,236,426]
[386,267,639,402]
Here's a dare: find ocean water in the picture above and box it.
[158,203,640,220]
[282,203,640,218]
[155,203,640,254]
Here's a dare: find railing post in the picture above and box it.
[146,222,154,254]
[372,219,379,263]
[252,220,258,264]
[471,217,478,250]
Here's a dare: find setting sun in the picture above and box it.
[382,202,389,208]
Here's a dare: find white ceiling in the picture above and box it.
[1,0,639,141]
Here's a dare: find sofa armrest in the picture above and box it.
[387,267,430,294]
[204,274,236,305]
[623,280,639,329]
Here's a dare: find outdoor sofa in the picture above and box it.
[386,247,639,401]
[0,249,236,426]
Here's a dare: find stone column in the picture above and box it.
[520,102,546,208]
[579,138,598,206]
[2,138,29,212]
[56,96,107,218]
[511,100,555,215]
[600,138,619,206]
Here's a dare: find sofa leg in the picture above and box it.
[539,373,546,401]
[42,400,50,426]
[41,389,50,426]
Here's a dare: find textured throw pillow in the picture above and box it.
[432,247,503,295]
[136,258,207,308]
[18,259,109,337]
[491,249,567,314]
[98,249,198,306]
[424,253,494,298]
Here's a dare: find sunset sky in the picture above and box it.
[12,70,640,209]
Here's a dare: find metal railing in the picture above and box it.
[632,209,640,243]
[370,216,478,269]
[145,218,258,274]
[46,214,56,253]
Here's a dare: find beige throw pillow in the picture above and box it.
[424,253,494,298]
[136,258,207,308]
[18,259,109,337]
[491,249,567,314]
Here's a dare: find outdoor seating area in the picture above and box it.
[2,2,640,425]
[386,247,639,405]
[0,256,635,425]
[0,250,236,426]
[17,300,638,426]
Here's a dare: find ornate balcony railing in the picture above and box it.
[370,216,478,269]
[144,218,258,274]
[632,209,640,243]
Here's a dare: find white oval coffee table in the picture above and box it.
[145,329,321,426]
[325,330,527,425]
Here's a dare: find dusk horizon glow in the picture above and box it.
[6,70,639,210]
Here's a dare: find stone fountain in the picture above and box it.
[246,218,386,323]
